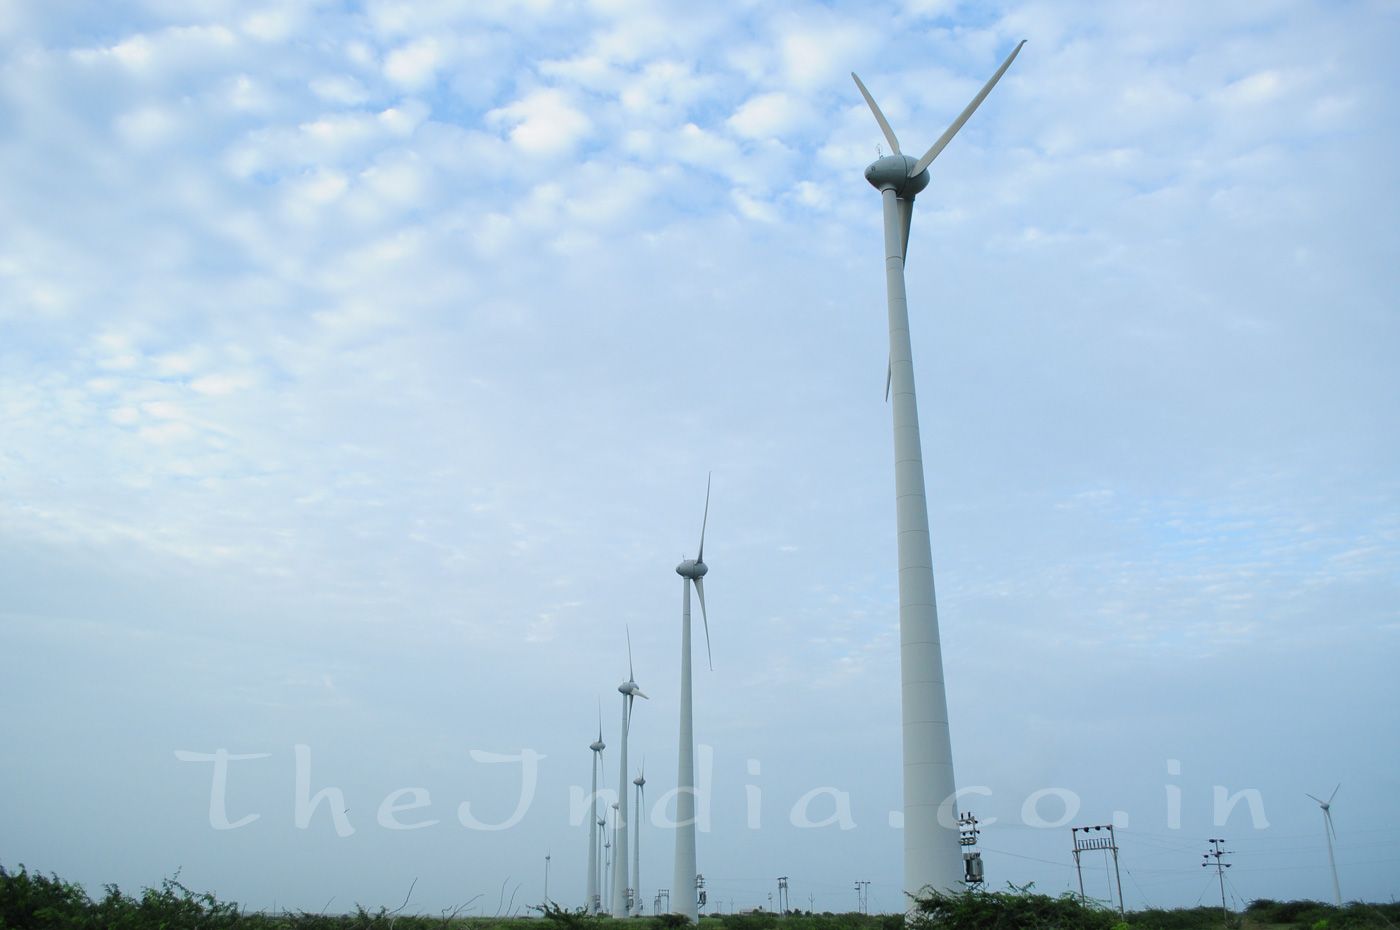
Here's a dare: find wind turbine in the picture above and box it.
[851,42,1025,900]
[586,712,606,914]
[612,630,648,917]
[673,476,713,922]
[603,822,613,912]
[1306,785,1342,905]
[632,760,647,916]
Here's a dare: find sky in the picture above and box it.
[2,0,1398,918]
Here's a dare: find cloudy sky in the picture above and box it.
[2,0,1397,917]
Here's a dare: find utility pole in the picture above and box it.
[543,852,551,911]
[959,812,985,891]
[1071,824,1124,919]
[1203,838,1232,922]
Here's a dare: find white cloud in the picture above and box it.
[383,36,443,88]
[115,106,178,147]
[727,90,808,139]
[488,88,592,154]
[780,22,878,89]
[310,74,371,105]
[190,374,254,395]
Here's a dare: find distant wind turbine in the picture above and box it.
[611,630,648,917]
[851,41,1025,899]
[672,476,713,922]
[586,710,606,914]
[603,823,613,913]
[1306,785,1342,905]
[632,760,647,916]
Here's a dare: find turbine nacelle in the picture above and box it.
[864,154,930,198]
[590,739,606,752]
[620,680,649,699]
[676,557,708,579]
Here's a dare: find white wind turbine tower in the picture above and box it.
[586,713,606,914]
[631,760,647,917]
[672,476,713,922]
[851,42,1025,899]
[611,631,648,917]
[1307,785,1342,905]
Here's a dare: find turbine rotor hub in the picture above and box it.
[864,153,929,198]
[590,740,605,752]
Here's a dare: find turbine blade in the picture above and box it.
[1328,784,1340,804]
[598,699,604,741]
[885,355,892,403]
[624,693,633,737]
[1306,793,1324,805]
[910,39,1026,177]
[697,472,711,563]
[897,195,914,260]
[851,72,901,156]
[635,689,649,700]
[1326,810,1337,841]
[694,577,713,670]
[627,625,635,681]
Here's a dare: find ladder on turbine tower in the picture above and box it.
[959,811,986,889]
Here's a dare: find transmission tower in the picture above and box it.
[777,877,789,915]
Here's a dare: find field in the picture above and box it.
[3,866,1397,930]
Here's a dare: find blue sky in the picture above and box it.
[2,0,1397,917]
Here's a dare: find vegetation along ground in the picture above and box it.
[3,865,1397,930]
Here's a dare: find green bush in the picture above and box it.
[909,887,1118,930]
[1131,907,1223,930]
[719,914,778,930]
[655,914,694,930]
[9,864,1400,930]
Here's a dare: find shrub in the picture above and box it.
[909,886,1118,930]
[655,914,694,930]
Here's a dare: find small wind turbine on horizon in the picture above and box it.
[586,709,606,915]
[672,475,713,922]
[631,759,647,917]
[1307,785,1342,905]
[851,41,1025,900]
[611,630,648,917]
[603,822,613,912]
